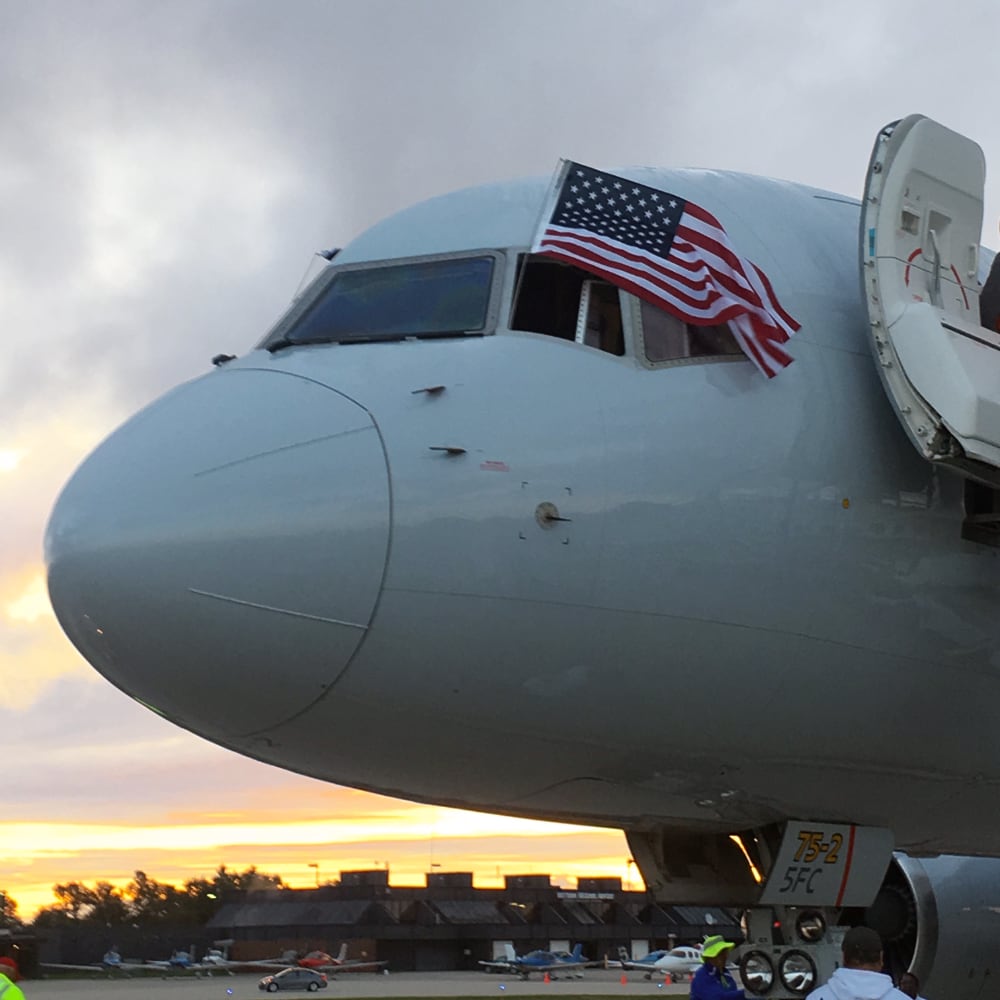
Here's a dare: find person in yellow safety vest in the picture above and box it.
[0,957,25,1000]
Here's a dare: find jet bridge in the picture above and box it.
[861,114,1000,486]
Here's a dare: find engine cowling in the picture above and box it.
[864,852,1000,997]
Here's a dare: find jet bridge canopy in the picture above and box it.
[861,114,1000,484]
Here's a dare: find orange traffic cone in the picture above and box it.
[620,973,628,985]
[543,972,551,984]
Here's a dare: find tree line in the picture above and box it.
[0,865,283,929]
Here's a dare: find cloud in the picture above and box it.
[2,411,114,552]
[0,588,88,710]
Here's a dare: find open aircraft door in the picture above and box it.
[861,114,1000,484]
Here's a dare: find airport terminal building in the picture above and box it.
[206,870,739,972]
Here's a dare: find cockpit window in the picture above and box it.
[509,253,742,368]
[635,298,743,366]
[579,280,625,355]
[261,254,497,349]
[510,256,624,356]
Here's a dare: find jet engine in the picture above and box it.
[740,854,1000,999]
[865,853,1000,998]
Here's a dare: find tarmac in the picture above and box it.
[22,970,693,1000]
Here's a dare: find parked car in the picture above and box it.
[258,967,328,992]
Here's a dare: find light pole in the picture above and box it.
[308,863,319,887]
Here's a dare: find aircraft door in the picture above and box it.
[861,114,1000,478]
[867,116,983,320]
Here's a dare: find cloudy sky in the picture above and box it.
[2,0,998,920]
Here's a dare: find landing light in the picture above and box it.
[739,950,774,995]
[778,951,817,995]
[795,910,826,942]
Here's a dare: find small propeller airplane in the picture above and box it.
[479,943,588,980]
[249,944,387,974]
[296,945,347,969]
[40,948,136,977]
[617,944,703,981]
[42,945,238,978]
[137,946,238,976]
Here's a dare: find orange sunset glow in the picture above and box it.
[3,805,638,921]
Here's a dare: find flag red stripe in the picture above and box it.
[749,261,799,330]
[730,319,771,375]
[732,316,788,378]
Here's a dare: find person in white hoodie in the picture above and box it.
[804,926,910,1000]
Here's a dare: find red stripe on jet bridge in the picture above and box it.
[835,825,857,907]
[950,265,970,310]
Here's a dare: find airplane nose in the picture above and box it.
[45,368,390,738]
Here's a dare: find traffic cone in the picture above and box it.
[620,973,628,985]
[543,972,550,984]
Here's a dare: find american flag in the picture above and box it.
[530,160,799,378]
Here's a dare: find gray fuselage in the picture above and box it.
[45,168,1000,857]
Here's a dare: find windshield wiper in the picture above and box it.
[266,335,341,353]
[266,335,297,353]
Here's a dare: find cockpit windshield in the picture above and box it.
[262,253,498,350]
